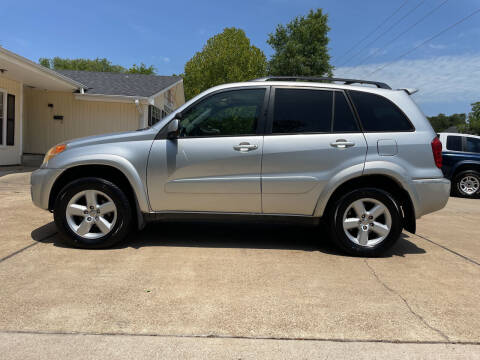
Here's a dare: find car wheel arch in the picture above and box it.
[316,173,416,234]
[451,161,480,179]
[48,163,147,230]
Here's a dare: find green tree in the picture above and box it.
[183,27,267,100]
[38,57,155,74]
[127,63,156,75]
[267,9,333,77]
[39,58,50,68]
[427,113,467,133]
[467,102,480,135]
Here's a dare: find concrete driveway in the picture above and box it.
[0,167,479,359]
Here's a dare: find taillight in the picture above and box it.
[431,137,442,168]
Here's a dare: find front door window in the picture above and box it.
[178,89,266,137]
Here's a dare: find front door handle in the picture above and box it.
[233,142,258,152]
[330,139,355,149]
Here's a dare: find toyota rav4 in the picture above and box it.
[31,77,450,256]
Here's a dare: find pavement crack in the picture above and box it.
[0,232,57,264]
[2,329,479,345]
[364,258,450,342]
[415,233,480,267]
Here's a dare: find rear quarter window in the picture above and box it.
[348,90,414,132]
[446,135,462,151]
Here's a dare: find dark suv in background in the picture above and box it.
[439,132,480,198]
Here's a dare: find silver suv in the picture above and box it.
[31,77,450,256]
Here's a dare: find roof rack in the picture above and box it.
[250,76,391,90]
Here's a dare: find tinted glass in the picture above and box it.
[333,92,359,132]
[179,89,265,137]
[465,137,480,153]
[272,89,332,134]
[349,91,414,132]
[6,94,14,146]
[446,135,462,151]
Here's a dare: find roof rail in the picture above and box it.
[250,76,391,90]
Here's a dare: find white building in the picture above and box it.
[0,47,185,165]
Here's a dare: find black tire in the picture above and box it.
[452,170,480,198]
[328,188,403,257]
[54,177,133,249]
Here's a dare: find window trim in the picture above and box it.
[265,86,362,136]
[333,90,363,133]
[156,86,271,140]
[346,90,416,133]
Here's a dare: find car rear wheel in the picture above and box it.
[453,170,480,198]
[328,188,402,257]
[54,177,132,249]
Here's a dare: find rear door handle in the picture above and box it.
[330,139,355,149]
[233,142,258,152]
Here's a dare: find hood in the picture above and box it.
[65,128,158,150]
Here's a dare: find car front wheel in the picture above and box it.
[328,188,402,257]
[54,177,132,249]
[453,170,480,198]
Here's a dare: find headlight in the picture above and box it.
[43,144,67,165]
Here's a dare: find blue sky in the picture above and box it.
[1,0,479,116]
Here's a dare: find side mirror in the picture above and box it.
[174,111,183,120]
[166,119,180,140]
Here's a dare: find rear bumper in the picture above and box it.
[31,168,64,210]
[412,178,450,218]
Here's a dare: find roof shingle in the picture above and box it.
[56,70,181,97]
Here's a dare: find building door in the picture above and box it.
[0,90,20,165]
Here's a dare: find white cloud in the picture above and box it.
[163,57,171,63]
[428,43,447,50]
[335,54,480,105]
[367,47,388,57]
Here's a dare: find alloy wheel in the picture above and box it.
[459,175,479,196]
[342,197,392,248]
[65,190,117,239]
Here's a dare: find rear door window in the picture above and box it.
[446,135,462,151]
[272,88,332,134]
[465,137,480,153]
[348,90,414,132]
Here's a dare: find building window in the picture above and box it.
[164,104,173,115]
[0,92,14,146]
[148,105,162,127]
[6,94,15,146]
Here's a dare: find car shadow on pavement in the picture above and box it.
[32,221,426,258]
[0,166,37,178]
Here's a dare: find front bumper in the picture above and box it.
[412,178,451,218]
[31,168,64,210]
